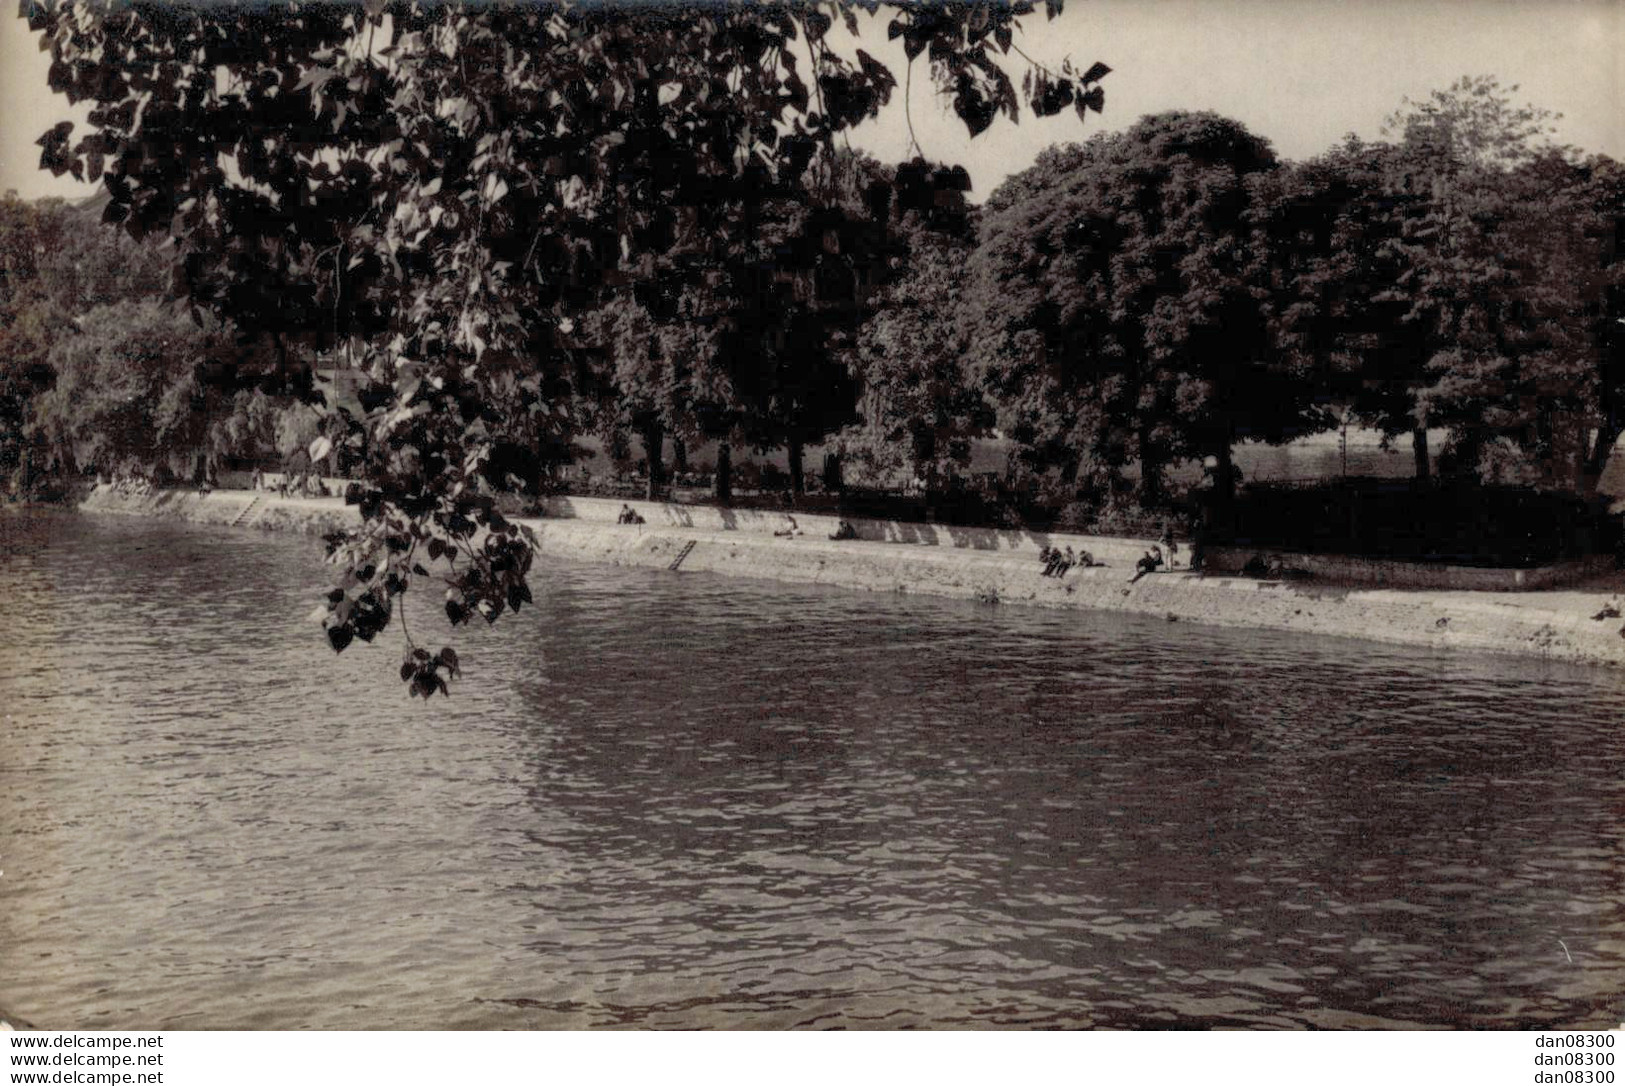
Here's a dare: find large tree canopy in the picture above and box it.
[1375,77,1564,480]
[1255,138,1437,464]
[1439,151,1625,491]
[1265,78,1624,487]
[965,111,1293,508]
[0,190,175,491]
[33,298,227,477]
[27,0,1109,694]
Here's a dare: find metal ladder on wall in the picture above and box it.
[229,494,264,529]
[668,539,698,571]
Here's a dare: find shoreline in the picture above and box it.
[77,484,1625,669]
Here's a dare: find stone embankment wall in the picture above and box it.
[81,485,355,536]
[1203,546,1613,591]
[539,494,1163,566]
[79,485,1625,669]
[526,518,1625,669]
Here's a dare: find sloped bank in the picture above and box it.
[80,484,356,536]
[79,485,1625,669]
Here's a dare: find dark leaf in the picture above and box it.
[35,120,74,177]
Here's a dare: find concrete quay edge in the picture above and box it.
[77,485,1625,669]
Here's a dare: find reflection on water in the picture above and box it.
[2,509,1622,1029]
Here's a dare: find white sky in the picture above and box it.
[2,0,1620,203]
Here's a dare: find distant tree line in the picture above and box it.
[11,75,1621,519]
[889,79,1625,527]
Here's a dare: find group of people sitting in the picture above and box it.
[251,468,330,498]
[1038,545,1097,578]
[616,503,646,524]
[107,474,158,496]
[1039,529,1183,584]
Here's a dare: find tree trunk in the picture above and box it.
[1449,429,1484,484]
[1214,440,1237,518]
[714,442,732,506]
[673,437,688,474]
[274,332,289,388]
[1412,427,1431,483]
[1138,463,1163,508]
[1137,427,1164,509]
[1535,409,1558,487]
[823,450,844,494]
[642,420,664,502]
[787,438,805,501]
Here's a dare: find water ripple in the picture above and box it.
[1,509,1622,1028]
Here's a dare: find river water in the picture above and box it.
[2,510,1622,1029]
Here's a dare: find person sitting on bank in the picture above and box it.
[829,520,857,541]
[1130,547,1165,583]
[1052,546,1076,578]
[617,503,644,525]
[1038,545,1055,572]
[773,514,803,538]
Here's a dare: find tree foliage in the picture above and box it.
[0,190,178,492]
[0,194,70,489]
[1382,75,1563,174]
[32,299,226,476]
[1451,151,1625,490]
[846,220,990,487]
[1269,78,1619,486]
[1256,139,1437,457]
[966,112,1292,507]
